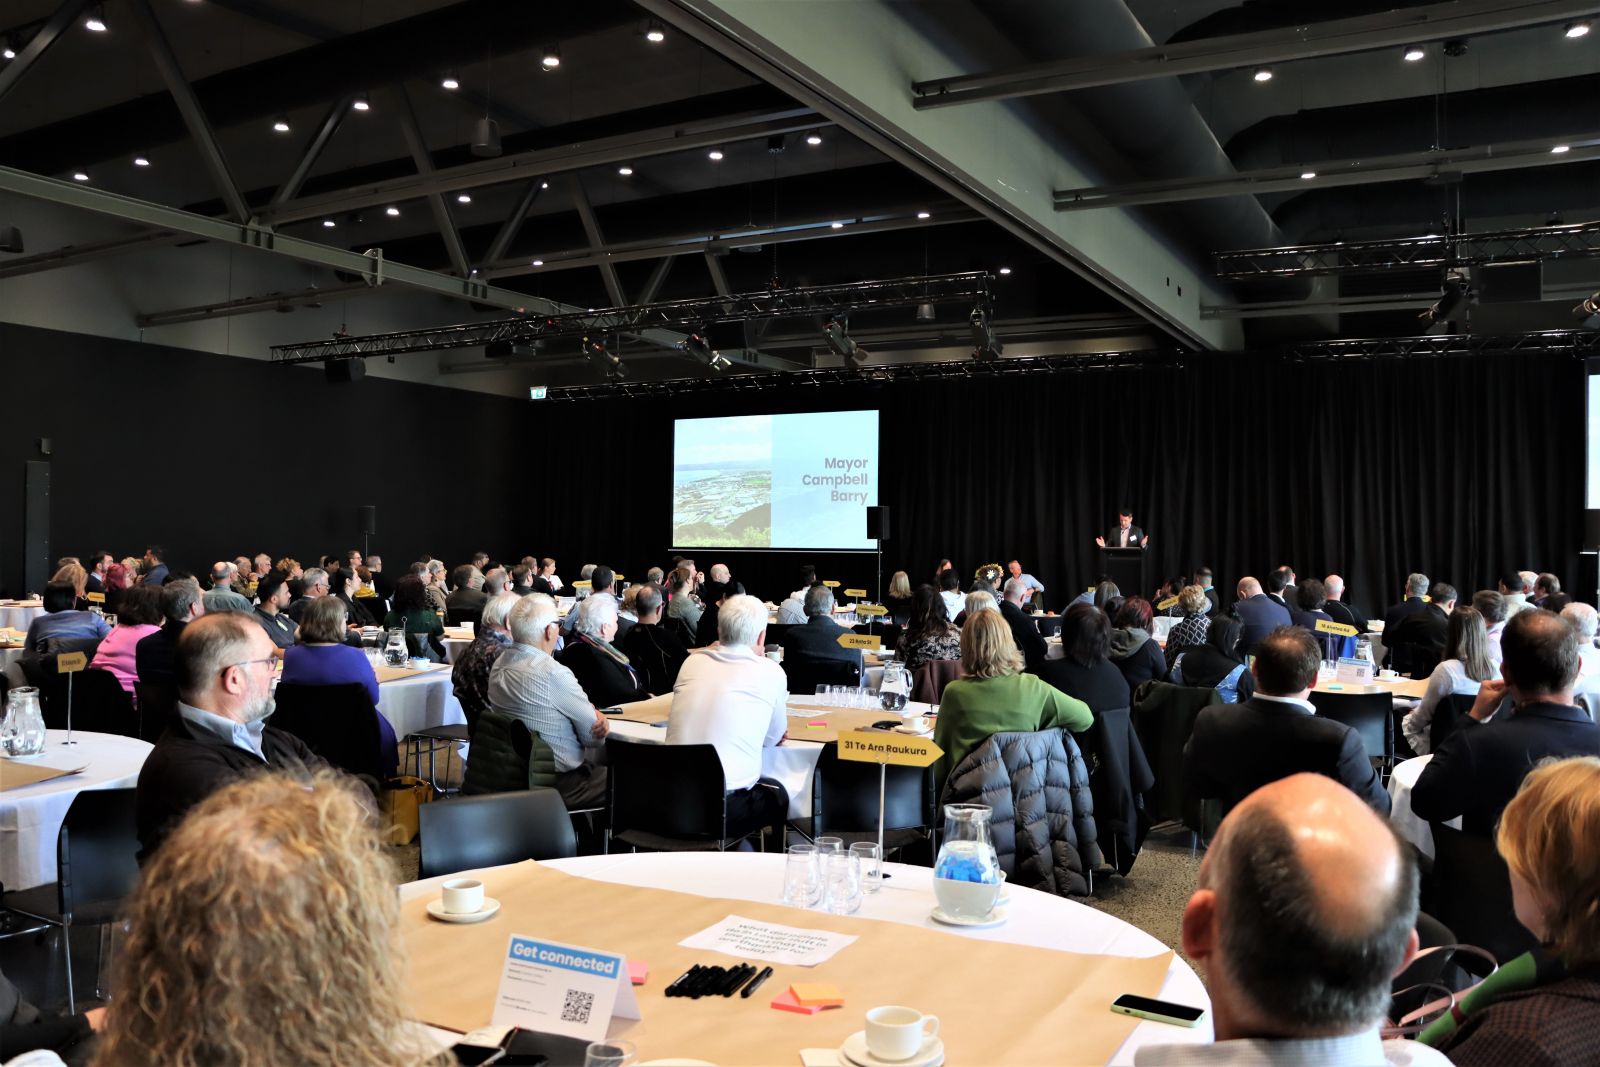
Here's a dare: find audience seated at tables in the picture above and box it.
[251,570,298,653]
[1411,609,1600,836]
[333,569,378,628]
[932,610,1092,792]
[480,566,510,598]
[134,613,325,863]
[487,593,609,811]
[87,584,163,697]
[1182,626,1389,819]
[1091,579,1122,613]
[1039,603,1131,714]
[52,562,90,611]
[23,579,109,655]
[895,585,961,671]
[383,575,444,657]
[1401,606,1499,756]
[1387,582,1456,677]
[420,560,450,614]
[665,566,703,639]
[1266,566,1296,612]
[510,563,538,597]
[1500,569,1534,617]
[936,567,965,623]
[102,561,132,615]
[693,579,743,649]
[1473,588,1509,668]
[563,566,620,638]
[275,557,304,599]
[1162,585,1211,669]
[285,567,330,625]
[1231,576,1291,656]
[698,562,732,608]
[134,578,205,688]
[1109,597,1168,690]
[561,593,651,708]
[451,591,518,733]
[1532,572,1561,608]
[1193,567,1219,617]
[883,570,915,625]
[280,597,396,775]
[83,551,112,596]
[1136,773,1445,1066]
[1322,573,1368,633]
[665,593,790,840]
[998,577,1048,673]
[445,564,487,617]
[1425,757,1600,1066]
[1170,615,1255,703]
[951,587,999,627]
[620,583,690,696]
[779,584,863,672]
[534,556,561,594]
[96,770,439,1067]
[1382,572,1431,650]
[139,545,169,587]
[1561,602,1600,698]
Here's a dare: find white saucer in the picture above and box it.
[639,1060,717,1066]
[929,905,1006,928]
[893,725,931,735]
[840,1031,944,1067]
[425,897,501,923]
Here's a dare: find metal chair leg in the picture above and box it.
[62,921,76,1016]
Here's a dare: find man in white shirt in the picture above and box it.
[667,593,789,844]
[1498,570,1531,618]
[1137,773,1446,1067]
[937,568,965,622]
[1560,602,1600,699]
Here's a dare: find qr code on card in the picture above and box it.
[561,988,596,1025]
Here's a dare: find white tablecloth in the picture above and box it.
[0,729,152,890]
[2,646,26,687]
[608,695,934,822]
[401,852,1211,1065]
[378,667,467,739]
[442,638,471,664]
[1388,754,1461,860]
[0,604,43,632]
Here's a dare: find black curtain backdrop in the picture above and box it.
[1,320,1584,619]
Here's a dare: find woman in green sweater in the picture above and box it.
[933,609,1093,792]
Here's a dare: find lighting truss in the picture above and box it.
[1215,221,1600,280]
[1287,330,1600,361]
[269,272,993,364]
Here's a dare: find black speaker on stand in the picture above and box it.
[866,506,890,607]
[360,504,376,557]
[1585,509,1600,608]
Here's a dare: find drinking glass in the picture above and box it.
[815,836,843,855]
[584,1040,637,1067]
[823,850,861,915]
[103,613,117,629]
[850,841,883,893]
[783,844,821,908]
[815,684,830,706]
[828,684,846,707]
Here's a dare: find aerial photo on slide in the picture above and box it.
[673,415,773,547]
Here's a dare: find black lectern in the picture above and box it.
[1099,546,1147,599]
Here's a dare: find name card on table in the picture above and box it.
[822,580,841,588]
[1315,619,1360,638]
[838,633,881,651]
[491,935,640,1042]
[571,580,592,589]
[1335,657,1374,684]
[843,588,868,598]
[85,592,105,604]
[1156,595,1180,611]
[855,604,889,617]
[836,729,943,769]
[56,652,87,674]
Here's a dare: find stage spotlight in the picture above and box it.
[1418,269,1474,333]
[970,304,1003,361]
[1574,290,1600,330]
[682,329,731,371]
[822,315,866,369]
[582,334,627,379]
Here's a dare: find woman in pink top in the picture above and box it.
[89,584,164,697]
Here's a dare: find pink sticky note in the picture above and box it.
[771,988,824,1015]
[628,961,648,985]
[808,720,827,727]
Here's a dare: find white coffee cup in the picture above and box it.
[440,878,484,915]
[461,620,475,635]
[1379,669,1399,680]
[905,715,931,733]
[865,1005,939,1061]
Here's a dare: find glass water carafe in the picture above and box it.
[879,662,910,711]
[932,803,1002,918]
[383,628,409,667]
[2,687,47,757]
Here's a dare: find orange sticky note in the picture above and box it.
[771,989,824,1015]
[790,983,844,1008]
[628,961,648,985]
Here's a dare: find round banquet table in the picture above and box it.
[0,729,152,890]
[1387,754,1460,861]
[376,666,467,739]
[0,602,43,632]
[400,852,1211,1065]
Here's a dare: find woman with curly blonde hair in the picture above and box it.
[92,770,447,1067]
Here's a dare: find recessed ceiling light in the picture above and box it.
[72,171,89,182]
[998,267,1012,275]
[531,259,544,266]
[84,7,107,32]
[2,47,15,61]
[916,211,931,219]
[456,193,472,204]
[541,45,561,69]
[385,206,401,216]
[1300,171,1317,179]
[708,148,724,161]
[645,19,666,43]
[441,76,459,90]
[540,181,549,189]
[1565,20,1590,38]
[618,166,633,176]
[321,219,335,228]
[351,95,370,112]
[805,132,823,146]
[1252,67,1273,82]
[830,221,844,229]
[132,156,149,167]
[271,116,290,133]
[1552,144,1571,154]
[1403,45,1425,61]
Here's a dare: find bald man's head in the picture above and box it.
[1237,576,1262,599]
[1186,774,1418,1039]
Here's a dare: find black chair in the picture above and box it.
[1389,911,1497,1033]
[1129,681,1219,828]
[764,623,794,646]
[605,738,782,851]
[1430,692,1478,755]
[404,723,471,795]
[1428,824,1539,965]
[1308,690,1396,776]
[0,788,141,1013]
[665,615,697,649]
[36,667,137,737]
[133,679,178,743]
[268,682,384,784]
[450,607,484,632]
[808,741,935,856]
[417,788,576,878]
[782,657,862,696]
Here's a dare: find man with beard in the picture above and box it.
[134,613,326,863]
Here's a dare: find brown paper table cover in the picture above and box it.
[401,861,1171,1065]
[375,663,451,685]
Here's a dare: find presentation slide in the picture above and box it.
[672,411,879,550]
[1589,374,1600,509]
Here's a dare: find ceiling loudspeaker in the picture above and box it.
[324,358,366,383]
[471,116,502,158]
[0,225,23,253]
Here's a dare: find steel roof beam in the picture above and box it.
[270,96,350,207]
[393,84,470,277]
[0,0,91,105]
[570,177,626,306]
[481,179,544,269]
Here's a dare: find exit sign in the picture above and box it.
[529,385,548,400]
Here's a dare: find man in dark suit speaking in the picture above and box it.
[1095,508,1147,549]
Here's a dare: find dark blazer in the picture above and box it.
[1231,594,1292,654]
[1382,596,1430,635]
[1182,695,1390,817]
[779,615,864,669]
[134,619,187,686]
[694,603,721,649]
[1325,599,1368,633]
[1103,525,1145,548]
[620,622,689,695]
[1387,603,1450,677]
[135,713,324,862]
[1411,701,1600,835]
[369,570,395,601]
[559,635,651,708]
[1269,590,1295,613]
[529,576,556,596]
[446,587,488,614]
[142,563,169,587]
[85,571,104,595]
[1038,657,1131,715]
[1000,599,1048,673]
[335,590,377,628]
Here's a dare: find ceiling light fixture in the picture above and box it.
[531,259,544,267]
[830,221,844,229]
[351,95,370,112]
[1252,67,1273,82]
[271,115,291,133]
[916,211,931,219]
[645,19,666,43]
[321,218,336,228]
[2,38,16,61]
[441,75,459,90]
[1300,171,1317,179]
[456,193,472,204]
[72,171,89,182]
[708,148,724,161]
[617,165,633,176]
[132,156,149,167]
[84,6,107,32]
[1574,290,1600,329]
[970,304,1003,361]
[997,266,1011,275]
[541,44,561,70]
[1403,45,1426,61]
[1565,20,1591,38]
[823,314,866,369]
[540,181,549,189]
[385,206,400,216]
[805,131,823,146]
[1552,144,1571,154]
